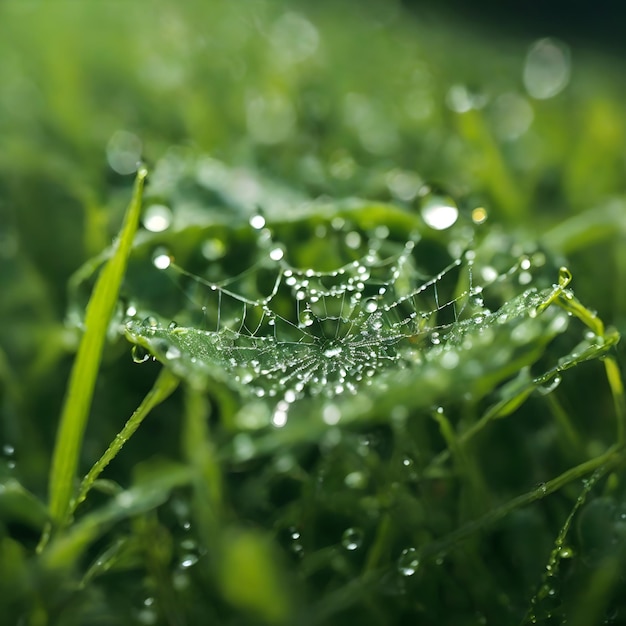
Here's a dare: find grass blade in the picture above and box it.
[47,168,147,530]
[72,367,180,516]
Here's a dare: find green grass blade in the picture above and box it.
[72,367,180,516]
[47,167,147,529]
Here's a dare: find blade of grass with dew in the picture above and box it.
[71,367,180,517]
[47,167,147,532]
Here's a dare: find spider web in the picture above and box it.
[125,214,504,426]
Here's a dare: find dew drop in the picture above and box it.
[364,299,378,313]
[141,316,158,335]
[107,130,142,175]
[341,527,364,551]
[344,471,367,489]
[179,553,199,569]
[131,344,150,364]
[345,231,362,249]
[272,400,289,427]
[165,345,182,360]
[143,204,172,232]
[152,249,172,270]
[398,547,420,576]
[201,238,226,260]
[420,195,458,230]
[471,207,488,224]
[249,214,266,230]
[480,266,498,283]
[523,38,571,100]
[322,403,341,425]
[538,374,562,395]
[269,247,284,261]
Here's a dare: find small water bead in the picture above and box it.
[143,204,172,232]
[201,238,226,261]
[2,444,16,470]
[398,547,420,576]
[480,265,499,283]
[269,246,284,261]
[523,38,571,100]
[165,345,182,360]
[344,471,367,489]
[341,527,364,551]
[272,400,289,427]
[471,206,488,224]
[179,553,199,569]
[322,403,341,425]
[537,374,562,395]
[249,214,266,230]
[107,130,142,175]
[152,249,172,270]
[131,344,151,364]
[345,231,362,249]
[360,299,379,315]
[420,194,458,230]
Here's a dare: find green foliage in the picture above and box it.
[1,2,626,625]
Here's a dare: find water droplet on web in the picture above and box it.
[364,299,378,313]
[341,527,364,551]
[420,194,459,230]
[398,547,420,576]
[269,246,284,261]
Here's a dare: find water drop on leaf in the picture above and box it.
[131,344,150,364]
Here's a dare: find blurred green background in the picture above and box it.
[1,1,626,624]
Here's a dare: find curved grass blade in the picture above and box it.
[71,367,180,517]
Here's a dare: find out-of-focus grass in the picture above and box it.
[1,1,626,625]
